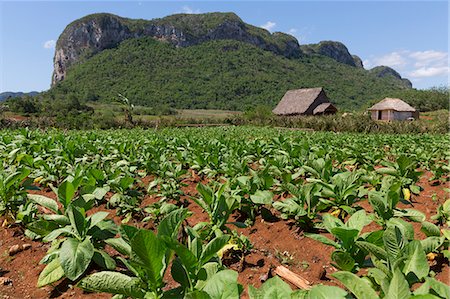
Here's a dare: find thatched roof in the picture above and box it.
[313,102,337,114]
[368,98,416,112]
[273,87,324,115]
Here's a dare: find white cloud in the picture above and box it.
[260,21,276,32]
[409,50,447,68]
[364,49,449,82]
[43,40,56,49]
[409,50,447,62]
[288,28,297,35]
[409,66,449,78]
[363,59,372,68]
[372,51,408,68]
[180,6,201,14]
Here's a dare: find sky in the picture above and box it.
[0,0,448,92]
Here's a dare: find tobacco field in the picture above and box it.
[0,127,449,298]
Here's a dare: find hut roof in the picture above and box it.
[272,87,324,115]
[368,98,416,112]
[313,102,336,114]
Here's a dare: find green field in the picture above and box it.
[1,127,449,298]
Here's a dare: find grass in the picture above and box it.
[176,109,241,119]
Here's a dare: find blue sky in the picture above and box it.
[0,1,448,92]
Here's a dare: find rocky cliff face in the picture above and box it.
[301,41,361,68]
[53,14,133,83]
[314,41,357,67]
[352,55,364,68]
[370,66,412,88]
[52,13,301,85]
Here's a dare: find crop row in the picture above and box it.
[0,127,449,298]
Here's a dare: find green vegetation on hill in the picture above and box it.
[48,37,418,111]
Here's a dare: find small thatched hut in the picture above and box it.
[368,98,419,121]
[272,87,337,116]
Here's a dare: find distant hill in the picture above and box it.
[46,12,414,111]
[0,91,39,102]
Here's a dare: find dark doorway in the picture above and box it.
[377,111,382,120]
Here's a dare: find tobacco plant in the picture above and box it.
[306,210,378,272]
[79,209,241,298]
[0,167,32,221]
[335,222,449,298]
[309,171,361,218]
[192,182,245,240]
[273,183,322,229]
[248,276,348,299]
[368,178,425,227]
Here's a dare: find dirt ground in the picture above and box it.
[0,172,448,298]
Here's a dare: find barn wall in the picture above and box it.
[305,90,330,115]
[370,110,395,120]
[370,111,378,120]
[381,109,393,120]
[393,111,414,120]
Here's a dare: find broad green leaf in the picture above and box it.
[305,233,339,248]
[42,214,70,225]
[383,225,405,262]
[78,271,144,297]
[37,258,65,287]
[368,192,387,218]
[171,258,191,290]
[346,210,372,232]
[165,239,198,272]
[92,187,109,200]
[157,208,188,239]
[409,295,440,299]
[403,241,429,281]
[87,211,109,229]
[427,277,450,299]
[399,209,426,222]
[27,219,60,237]
[385,268,411,299]
[420,237,444,254]
[105,237,131,256]
[331,227,359,248]
[130,229,166,288]
[368,268,388,288]
[250,190,273,205]
[420,222,441,237]
[376,168,398,176]
[67,205,86,237]
[120,225,139,242]
[197,183,214,206]
[356,241,388,261]
[5,168,30,189]
[203,270,240,299]
[195,262,220,290]
[200,235,230,266]
[387,218,414,240]
[322,213,344,232]
[332,251,356,272]
[332,271,378,299]
[59,237,95,281]
[27,194,58,213]
[248,276,292,299]
[184,290,211,299]
[306,285,348,299]
[43,226,74,242]
[58,180,75,208]
[92,249,116,270]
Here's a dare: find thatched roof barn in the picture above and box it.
[368,98,419,121]
[272,88,337,116]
